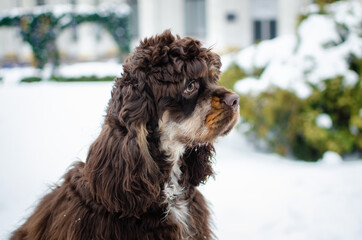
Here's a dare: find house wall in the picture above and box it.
[0,0,34,64]
[206,0,251,51]
[138,0,184,40]
[0,0,315,64]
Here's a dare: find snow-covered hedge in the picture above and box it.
[0,3,130,69]
[222,1,362,161]
[0,60,122,84]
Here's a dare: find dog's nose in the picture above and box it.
[222,93,239,111]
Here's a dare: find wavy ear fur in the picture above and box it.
[84,73,160,218]
[184,144,215,186]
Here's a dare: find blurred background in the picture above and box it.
[0,0,308,65]
[0,0,361,239]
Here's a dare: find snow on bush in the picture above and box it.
[315,113,333,129]
[54,61,123,79]
[234,1,361,99]
[0,60,123,84]
[221,0,362,161]
[319,151,343,165]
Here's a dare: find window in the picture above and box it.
[252,0,278,42]
[270,19,276,38]
[253,19,277,42]
[185,0,206,38]
[36,0,46,5]
[254,20,262,41]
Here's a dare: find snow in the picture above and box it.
[297,13,358,86]
[300,4,320,15]
[1,76,362,240]
[234,77,266,95]
[231,35,297,75]
[327,1,362,36]
[0,67,41,85]
[319,151,343,165]
[0,3,130,20]
[253,35,297,70]
[298,15,341,54]
[55,60,123,79]
[315,113,333,129]
[0,60,122,85]
[229,1,362,99]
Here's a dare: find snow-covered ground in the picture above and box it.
[0,59,123,86]
[1,77,362,239]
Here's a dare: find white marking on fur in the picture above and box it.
[158,98,213,238]
[159,116,191,238]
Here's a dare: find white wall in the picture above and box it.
[0,0,32,63]
[206,0,251,50]
[0,27,33,63]
[55,0,123,60]
[57,23,119,61]
[138,0,185,40]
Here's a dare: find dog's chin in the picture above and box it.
[187,110,239,149]
[220,113,239,136]
[207,110,239,138]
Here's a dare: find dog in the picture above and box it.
[11,30,239,240]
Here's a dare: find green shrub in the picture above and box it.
[252,67,266,78]
[232,63,362,161]
[297,0,341,27]
[218,63,246,90]
[20,76,42,83]
[239,88,304,157]
[19,75,116,83]
[50,75,115,82]
[299,75,360,160]
[219,1,361,161]
[315,0,341,13]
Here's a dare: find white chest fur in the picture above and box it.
[159,120,191,237]
[163,143,191,237]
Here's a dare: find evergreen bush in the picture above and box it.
[50,75,114,82]
[236,70,362,161]
[0,4,130,69]
[218,63,246,90]
[220,1,362,161]
[20,76,42,83]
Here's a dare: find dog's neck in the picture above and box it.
[158,119,192,238]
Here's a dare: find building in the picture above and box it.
[0,0,312,65]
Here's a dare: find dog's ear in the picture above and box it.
[84,74,160,218]
[184,144,215,186]
[118,79,157,162]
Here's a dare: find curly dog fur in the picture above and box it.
[10,30,239,240]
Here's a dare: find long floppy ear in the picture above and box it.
[184,143,215,186]
[84,74,160,218]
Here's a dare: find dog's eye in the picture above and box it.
[186,82,196,93]
[183,81,199,97]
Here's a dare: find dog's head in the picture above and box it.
[87,30,239,216]
[112,30,239,152]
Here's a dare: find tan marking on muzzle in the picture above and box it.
[205,96,224,130]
